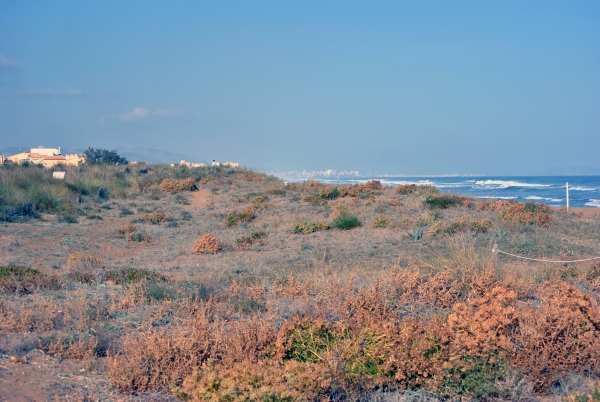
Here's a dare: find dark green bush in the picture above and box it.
[333,215,362,230]
[424,194,464,209]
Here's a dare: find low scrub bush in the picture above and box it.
[142,211,171,223]
[118,225,137,234]
[333,215,362,230]
[127,233,152,243]
[0,265,59,294]
[373,215,390,228]
[427,217,494,235]
[236,231,266,249]
[193,234,222,254]
[292,221,329,234]
[57,211,78,224]
[159,178,197,192]
[480,200,553,227]
[225,206,255,226]
[424,194,467,209]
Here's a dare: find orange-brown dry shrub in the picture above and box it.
[176,359,336,402]
[395,183,436,195]
[192,234,221,254]
[142,211,171,223]
[159,177,197,192]
[107,300,216,392]
[118,224,137,234]
[479,200,553,227]
[511,281,600,390]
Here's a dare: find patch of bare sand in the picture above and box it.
[189,189,212,209]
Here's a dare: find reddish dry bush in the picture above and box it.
[479,200,553,227]
[512,281,600,390]
[142,211,171,223]
[192,234,221,254]
[117,224,137,234]
[107,300,216,392]
[240,173,266,182]
[159,177,197,192]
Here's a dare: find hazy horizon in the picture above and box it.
[1,1,599,175]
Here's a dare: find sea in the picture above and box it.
[288,176,600,208]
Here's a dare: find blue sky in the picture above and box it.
[1,1,599,174]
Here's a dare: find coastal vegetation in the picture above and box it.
[1,163,600,400]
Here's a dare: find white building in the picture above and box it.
[31,146,61,156]
[222,161,239,168]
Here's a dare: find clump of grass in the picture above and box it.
[57,211,78,224]
[193,234,222,254]
[103,268,167,285]
[333,215,361,230]
[225,206,255,226]
[87,214,103,220]
[292,221,329,234]
[119,208,134,217]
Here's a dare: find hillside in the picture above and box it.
[1,164,600,401]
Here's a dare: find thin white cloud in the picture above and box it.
[97,107,185,125]
[15,88,84,97]
[0,55,24,70]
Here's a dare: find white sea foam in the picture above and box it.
[475,196,517,200]
[525,196,563,202]
[585,199,600,208]
[570,186,596,191]
[475,180,551,189]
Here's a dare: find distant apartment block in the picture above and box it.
[6,146,84,168]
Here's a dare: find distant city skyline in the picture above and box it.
[1,1,599,175]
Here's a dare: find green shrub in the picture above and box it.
[424,194,464,209]
[333,215,361,230]
[0,265,58,294]
[292,221,329,234]
[225,207,255,226]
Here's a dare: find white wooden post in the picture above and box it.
[566,182,569,211]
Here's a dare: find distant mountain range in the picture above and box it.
[0,146,197,165]
[114,146,194,164]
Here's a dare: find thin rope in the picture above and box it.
[497,250,600,263]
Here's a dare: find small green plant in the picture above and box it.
[87,214,103,220]
[225,207,255,226]
[409,227,424,241]
[292,221,329,234]
[373,215,390,228]
[119,208,134,217]
[333,215,361,230]
[127,233,152,243]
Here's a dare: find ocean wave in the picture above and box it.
[475,196,517,200]
[585,199,600,208]
[525,196,563,202]
[475,180,551,189]
[569,186,596,191]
